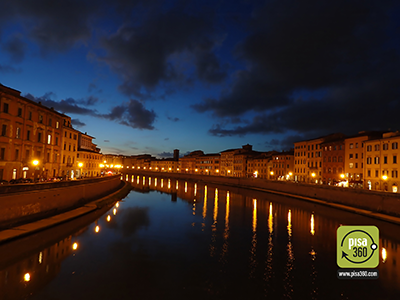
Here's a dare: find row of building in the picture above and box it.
[2,83,399,192]
[106,131,400,193]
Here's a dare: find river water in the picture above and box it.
[2,175,400,299]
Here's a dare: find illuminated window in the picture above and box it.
[47,134,51,144]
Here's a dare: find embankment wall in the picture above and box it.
[124,171,400,217]
[0,175,122,228]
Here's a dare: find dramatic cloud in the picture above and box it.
[2,34,27,63]
[195,0,400,139]
[25,93,99,116]
[157,152,173,158]
[26,92,157,130]
[102,99,157,130]
[99,5,226,98]
[71,119,86,127]
[0,64,21,73]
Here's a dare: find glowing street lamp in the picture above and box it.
[78,162,83,178]
[32,160,39,166]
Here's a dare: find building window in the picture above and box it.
[39,114,43,123]
[375,170,379,177]
[355,143,358,148]
[384,156,388,164]
[349,143,353,149]
[393,142,398,150]
[1,124,7,136]
[38,132,42,143]
[28,111,32,120]
[349,163,353,169]
[355,153,358,159]
[383,143,389,150]
[349,154,353,159]
[367,170,371,177]
[27,130,31,140]
[49,118,52,126]
[47,134,51,144]
[394,156,397,164]
[374,157,379,164]
[367,145,372,151]
[56,137,59,146]
[374,145,380,151]
[0,148,5,160]
[3,103,9,113]
[367,157,372,164]
[16,127,20,139]
[15,149,19,160]
[17,107,22,117]
[56,121,59,129]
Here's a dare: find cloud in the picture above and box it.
[0,64,21,73]
[71,119,86,127]
[25,93,99,116]
[25,92,157,130]
[167,116,179,122]
[102,99,157,130]
[195,0,400,138]
[99,5,225,98]
[2,34,27,63]
[157,152,173,158]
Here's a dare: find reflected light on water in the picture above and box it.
[38,252,43,264]
[194,183,197,196]
[107,215,111,222]
[115,202,119,208]
[176,181,178,190]
[161,179,164,188]
[95,225,100,233]
[155,178,157,187]
[168,179,171,189]
[72,242,78,250]
[310,214,315,236]
[252,199,257,233]
[24,273,30,282]
[113,208,117,215]
[185,182,187,193]
[202,186,208,220]
[382,247,387,263]
[213,188,218,226]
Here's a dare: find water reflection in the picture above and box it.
[5,174,399,299]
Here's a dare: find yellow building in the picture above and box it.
[246,151,276,179]
[364,132,400,192]
[344,131,383,187]
[196,153,220,175]
[77,132,102,177]
[0,84,65,181]
[60,118,79,179]
[220,144,254,177]
[271,151,294,181]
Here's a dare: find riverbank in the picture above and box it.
[0,175,124,230]
[0,179,132,244]
[123,171,400,225]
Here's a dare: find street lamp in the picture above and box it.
[32,159,40,181]
[382,175,388,191]
[270,171,274,180]
[78,162,83,178]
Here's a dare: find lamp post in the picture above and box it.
[311,172,316,184]
[78,162,83,178]
[32,159,40,182]
[270,171,274,180]
[382,175,388,191]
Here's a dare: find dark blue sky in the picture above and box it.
[1,0,399,157]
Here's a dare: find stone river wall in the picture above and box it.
[0,175,122,228]
[124,171,400,217]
